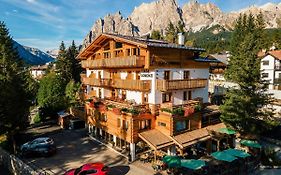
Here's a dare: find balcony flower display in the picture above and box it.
[184,107,195,117]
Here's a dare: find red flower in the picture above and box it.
[184,107,195,117]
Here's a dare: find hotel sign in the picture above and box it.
[140,72,154,80]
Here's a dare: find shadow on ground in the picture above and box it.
[108,165,130,175]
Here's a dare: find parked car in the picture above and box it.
[69,119,85,130]
[64,163,109,175]
[20,137,56,157]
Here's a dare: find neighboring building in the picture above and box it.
[77,33,228,161]
[30,64,48,79]
[260,50,281,90]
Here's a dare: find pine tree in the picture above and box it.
[66,40,82,83]
[220,14,274,134]
[150,30,162,40]
[0,21,35,152]
[165,22,177,43]
[56,41,72,84]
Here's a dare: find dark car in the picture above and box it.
[20,137,56,157]
[69,119,85,130]
[64,163,109,175]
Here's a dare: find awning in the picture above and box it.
[211,151,237,162]
[173,123,226,149]
[240,139,262,149]
[223,149,251,158]
[217,128,236,135]
[163,156,181,168]
[138,129,174,150]
[181,159,206,170]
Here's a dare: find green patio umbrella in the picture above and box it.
[240,139,262,149]
[163,156,181,168]
[181,159,206,170]
[217,128,236,135]
[223,149,251,158]
[211,151,237,162]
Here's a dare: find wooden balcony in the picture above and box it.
[81,55,145,69]
[82,77,151,92]
[156,79,208,91]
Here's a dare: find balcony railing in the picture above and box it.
[82,77,151,92]
[81,55,145,69]
[156,79,208,91]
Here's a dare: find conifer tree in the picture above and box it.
[150,30,162,40]
[0,21,35,152]
[66,40,82,83]
[165,22,177,43]
[56,41,72,84]
[220,14,274,134]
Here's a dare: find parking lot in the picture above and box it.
[21,124,155,175]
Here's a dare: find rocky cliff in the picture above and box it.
[82,0,281,48]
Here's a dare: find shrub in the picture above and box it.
[107,104,116,109]
[172,108,184,116]
[121,108,129,113]
[161,108,172,113]
[194,105,202,112]
[33,113,42,123]
[129,108,140,115]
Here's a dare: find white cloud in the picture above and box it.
[26,0,37,3]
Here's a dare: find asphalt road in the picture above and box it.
[21,126,155,175]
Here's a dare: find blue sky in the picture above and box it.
[0,0,280,51]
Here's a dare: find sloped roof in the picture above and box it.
[138,129,174,149]
[172,123,226,149]
[268,50,281,60]
[78,33,205,58]
[209,53,229,65]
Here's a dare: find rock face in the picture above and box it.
[82,12,138,50]
[82,0,281,48]
[129,0,182,34]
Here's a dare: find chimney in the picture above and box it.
[178,33,185,45]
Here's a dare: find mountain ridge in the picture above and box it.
[13,40,54,65]
[82,0,281,49]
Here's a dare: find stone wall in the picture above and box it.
[0,147,37,175]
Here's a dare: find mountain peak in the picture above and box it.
[82,1,281,48]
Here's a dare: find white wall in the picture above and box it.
[156,68,209,80]
[126,91,142,104]
[261,55,276,85]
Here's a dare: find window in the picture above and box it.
[262,73,269,78]
[101,113,107,122]
[115,42,123,49]
[262,60,269,66]
[183,71,190,79]
[123,120,129,130]
[188,91,192,100]
[144,93,149,103]
[176,120,189,132]
[183,91,187,101]
[132,48,140,55]
[164,71,170,80]
[104,52,111,58]
[126,49,131,56]
[117,118,121,127]
[158,122,166,127]
[162,93,172,103]
[139,120,151,130]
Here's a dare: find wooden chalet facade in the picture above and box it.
[77,33,228,161]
